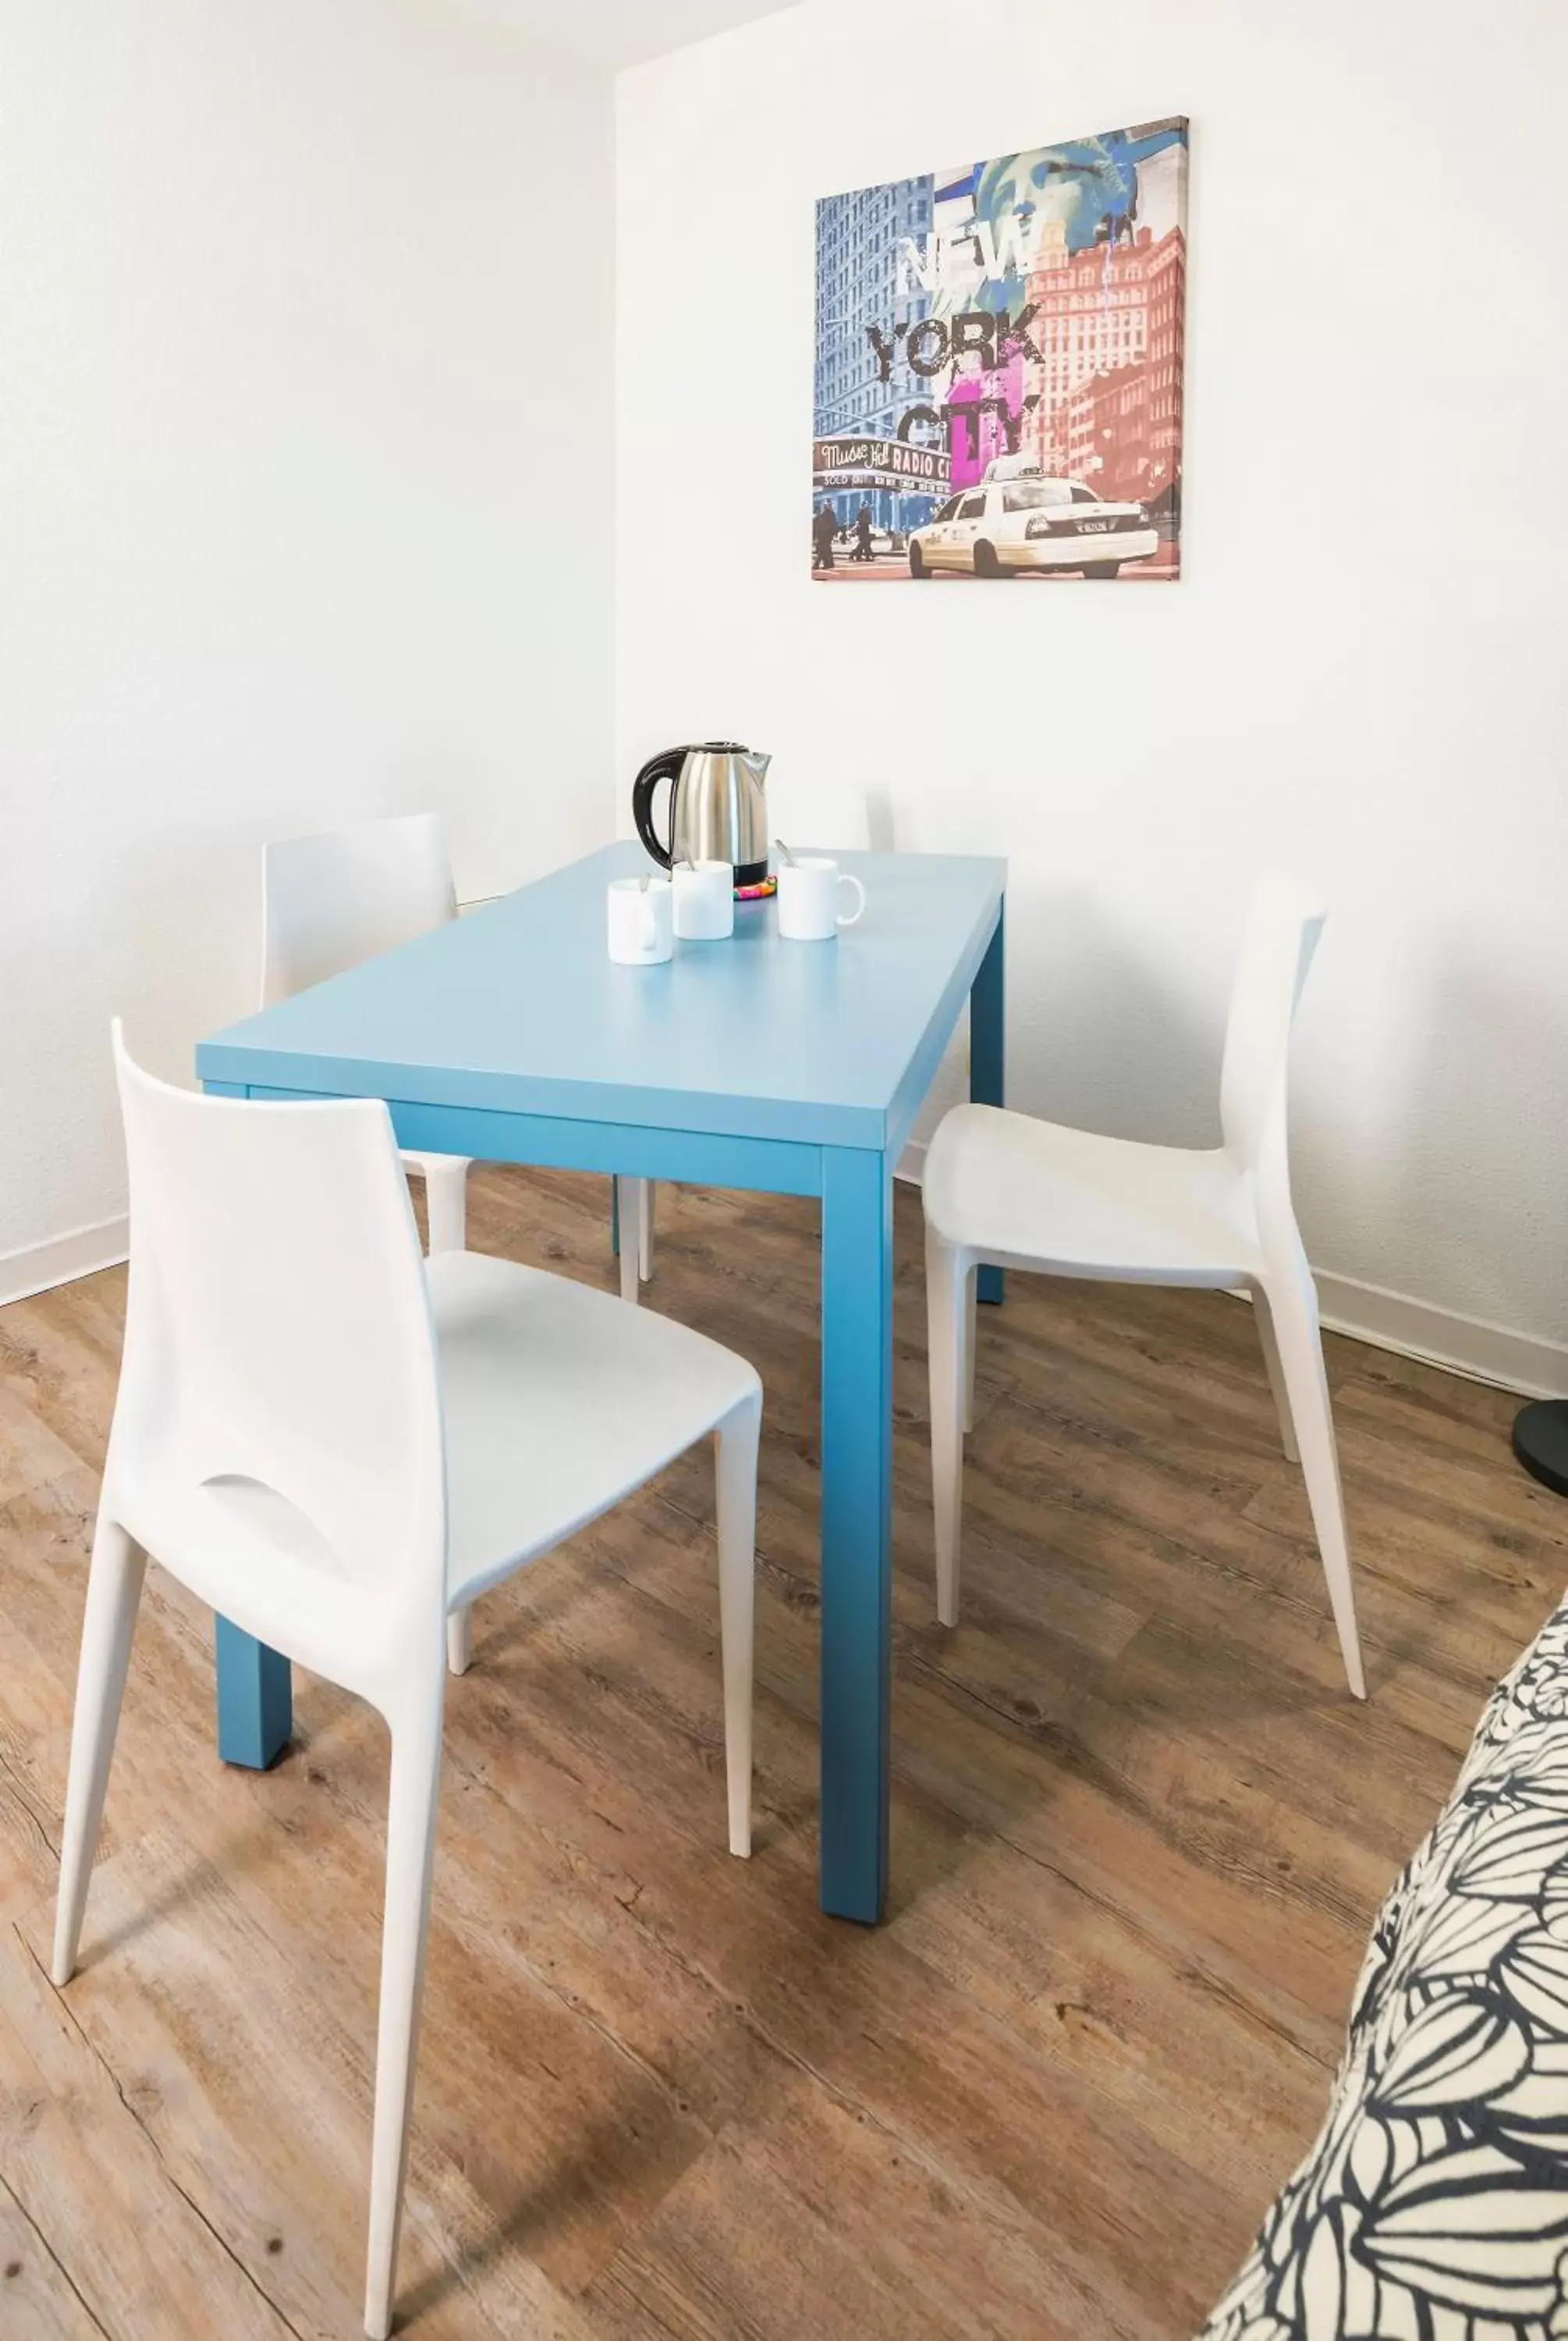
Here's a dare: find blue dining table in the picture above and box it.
[196,838,1006,1924]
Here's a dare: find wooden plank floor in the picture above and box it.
[2,1166,1565,2339]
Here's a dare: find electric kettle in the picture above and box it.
[632,742,771,889]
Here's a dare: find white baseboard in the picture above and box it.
[1310,1272,1568,1401]
[894,1142,1568,1401]
[0,1217,129,1309]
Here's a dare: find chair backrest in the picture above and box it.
[261,812,456,1004]
[767,773,874,856]
[1219,876,1327,1192]
[111,1025,445,1627]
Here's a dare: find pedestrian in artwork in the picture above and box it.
[813,503,838,570]
[853,503,874,562]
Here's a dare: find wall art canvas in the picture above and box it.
[812,119,1187,581]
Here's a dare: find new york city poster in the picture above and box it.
[812,119,1187,581]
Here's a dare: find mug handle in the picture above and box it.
[835,872,867,928]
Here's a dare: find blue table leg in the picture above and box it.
[970,904,1006,1305]
[215,1615,292,1769]
[819,1146,893,1924]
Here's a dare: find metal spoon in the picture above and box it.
[775,839,796,868]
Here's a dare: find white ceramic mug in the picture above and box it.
[672,858,734,940]
[607,876,673,964]
[776,856,867,942]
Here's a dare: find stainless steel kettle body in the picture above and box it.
[632,742,772,888]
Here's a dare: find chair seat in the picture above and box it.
[431,1251,758,1607]
[922,1103,1262,1284]
[117,1252,757,1657]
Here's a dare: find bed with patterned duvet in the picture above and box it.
[1198,1593,1568,2341]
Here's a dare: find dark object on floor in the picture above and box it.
[1514,1398,1568,1497]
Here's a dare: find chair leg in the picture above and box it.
[52,1515,148,1986]
[615,1178,643,1306]
[927,1227,967,1629]
[445,1607,472,1676]
[1257,1266,1367,1700]
[963,1264,977,1436]
[1251,1288,1300,1462]
[363,1681,445,2341]
[715,1397,759,1859]
[638,1181,656,1283]
[421,1158,468,1256]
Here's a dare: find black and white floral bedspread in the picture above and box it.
[1198,1595,1568,2341]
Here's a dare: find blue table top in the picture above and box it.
[197,840,1006,1152]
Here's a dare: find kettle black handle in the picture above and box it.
[632,748,690,871]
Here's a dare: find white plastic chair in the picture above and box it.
[262,814,471,1256]
[921,877,1366,1700]
[51,1028,761,2341]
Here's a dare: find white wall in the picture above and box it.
[615,0,1568,1393]
[0,0,614,1290]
